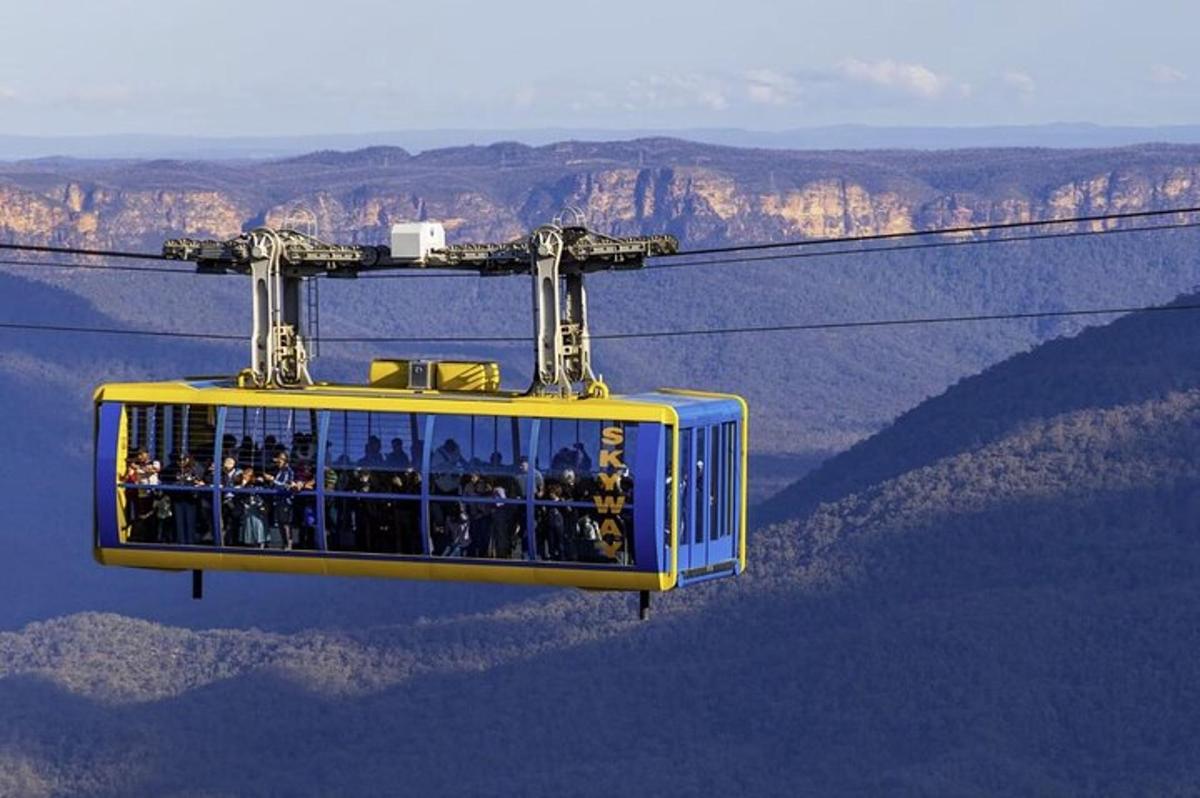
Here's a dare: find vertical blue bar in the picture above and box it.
[710,420,720,537]
[691,429,700,573]
[315,411,329,552]
[526,419,540,560]
[420,415,434,556]
[702,426,711,566]
[162,405,173,463]
[631,423,664,572]
[212,407,226,548]
[95,402,123,549]
[732,419,741,572]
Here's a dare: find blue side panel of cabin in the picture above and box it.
[625,392,744,588]
[95,402,122,548]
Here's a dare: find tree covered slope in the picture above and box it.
[2,294,1200,795]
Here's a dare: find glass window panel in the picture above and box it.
[120,404,218,548]
[534,420,637,566]
[430,494,527,559]
[725,421,737,539]
[322,410,424,555]
[705,422,715,542]
[429,415,531,559]
[694,427,707,543]
[324,496,423,555]
[218,407,319,550]
[679,431,692,551]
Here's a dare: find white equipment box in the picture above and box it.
[390,222,446,261]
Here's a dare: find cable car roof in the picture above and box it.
[94,379,743,426]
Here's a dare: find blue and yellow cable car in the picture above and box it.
[92,219,748,617]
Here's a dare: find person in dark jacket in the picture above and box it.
[539,482,567,560]
[172,452,206,546]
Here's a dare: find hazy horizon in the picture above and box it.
[7,121,1200,161]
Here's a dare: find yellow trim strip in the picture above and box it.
[95,381,675,424]
[116,408,129,544]
[95,547,671,591]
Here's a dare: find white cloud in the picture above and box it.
[744,69,803,106]
[836,58,968,99]
[623,73,729,112]
[0,85,17,101]
[1151,64,1187,84]
[1001,70,1036,97]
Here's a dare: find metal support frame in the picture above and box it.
[163,217,678,396]
[247,229,313,388]
[529,225,603,398]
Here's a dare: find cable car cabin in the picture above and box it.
[93,377,747,595]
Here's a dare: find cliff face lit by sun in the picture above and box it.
[3,140,1200,252]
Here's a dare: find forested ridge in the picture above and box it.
[3,142,1200,794]
[2,284,1199,794]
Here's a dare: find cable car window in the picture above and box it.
[534,420,636,565]
[708,424,718,541]
[218,407,319,550]
[695,427,708,544]
[679,431,692,553]
[324,411,423,555]
[120,403,217,547]
[429,415,531,559]
[724,421,737,539]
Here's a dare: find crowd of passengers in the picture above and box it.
[122,433,633,564]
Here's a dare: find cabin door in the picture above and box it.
[679,425,737,577]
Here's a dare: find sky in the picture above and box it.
[0,0,1196,136]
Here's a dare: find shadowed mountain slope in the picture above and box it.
[758,292,1200,526]
[3,296,1200,795]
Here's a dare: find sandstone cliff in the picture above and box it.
[4,140,1200,252]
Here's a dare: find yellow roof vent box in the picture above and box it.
[369,359,501,393]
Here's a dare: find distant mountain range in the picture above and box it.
[4,138,1200,456]
[7,123,1200,160]
[3,289,1199,795]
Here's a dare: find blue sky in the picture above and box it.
[0,0,1195,135]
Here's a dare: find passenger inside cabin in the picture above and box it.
[172,452,207,546]
[463,472,492,558]
[292,432,315,463]
[237,436,258,469]
[538,482,567,560]
[262,436,279,468]
[559,468,578,500]
[359,435,384,467]
[443,507,470,557]
[220,456,241,545]
[386,438,410,470]
[271,452,297,550]
[236,467,268,548]
[490,485,518,558]
[551,443,592,478]
[517,456,544,499]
